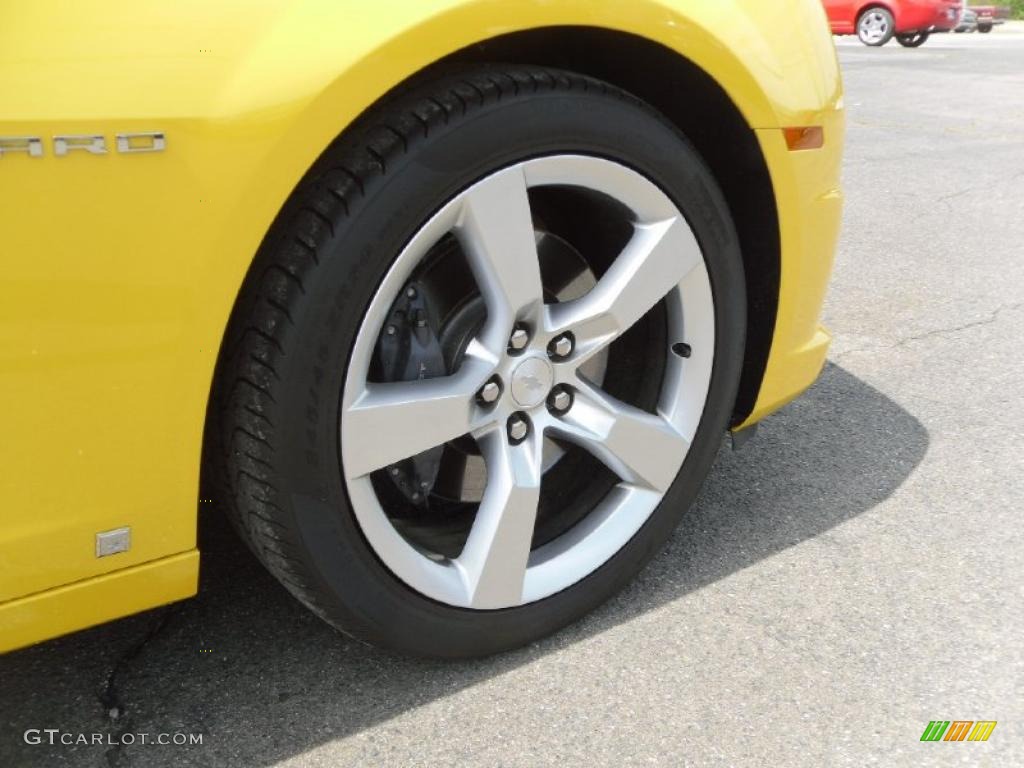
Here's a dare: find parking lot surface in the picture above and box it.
[2,29,1023,768]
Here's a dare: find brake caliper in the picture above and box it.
[375,282,447,509]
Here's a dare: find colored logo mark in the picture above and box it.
[920,721,997,742]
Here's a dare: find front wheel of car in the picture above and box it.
[858,8,896,46]
[896,31,930,47]
[209,66,746,658]
[978,23,992,33]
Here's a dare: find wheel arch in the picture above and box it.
[202,7,816,492]
[856,2,898,25]
[206,32,782,447]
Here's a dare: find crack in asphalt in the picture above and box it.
[96,605,179,767]
[936,187,974,204]
[832,301,1024,361]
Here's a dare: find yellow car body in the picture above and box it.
[0,0,843,652]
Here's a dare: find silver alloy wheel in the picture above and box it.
[858,10,891,44]
[341,155,714,609]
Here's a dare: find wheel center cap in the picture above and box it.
[510,357,554,408]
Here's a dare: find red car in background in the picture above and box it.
[972,5,1011,32]
[823,0,962,46]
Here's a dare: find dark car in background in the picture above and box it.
[956,8,980,29]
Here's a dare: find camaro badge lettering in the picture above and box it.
[0,132,165,157]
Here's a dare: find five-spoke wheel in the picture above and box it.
[342,156,714,608]
[857,8,895,46]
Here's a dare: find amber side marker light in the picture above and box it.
[783,126,824,151]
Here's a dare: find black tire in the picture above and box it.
[896,31,930,47]
[978,23,992,33]
[858,7,896,46]
[207,66,746,658]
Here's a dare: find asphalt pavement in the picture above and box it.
[2,28,1023,768]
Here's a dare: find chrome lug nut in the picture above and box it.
[507,413,530,444]
[548,333,574,360]
[548,386,573,414]
[477,377,502,405]
[508,326,530,353]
